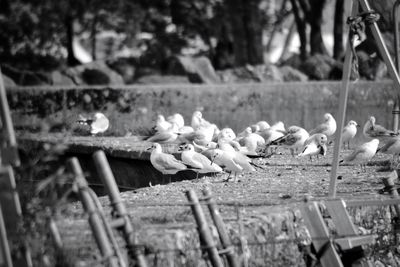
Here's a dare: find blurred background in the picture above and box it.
[0,0,398,86]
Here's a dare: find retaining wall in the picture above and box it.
[7,81,399,137]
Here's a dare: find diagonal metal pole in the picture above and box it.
[329,0,358,197]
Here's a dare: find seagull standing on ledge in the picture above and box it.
[309,113,337,137]
[297,133,328,160]
[340,139,379,172]
[363,116,398,142]
[77,112,109,135]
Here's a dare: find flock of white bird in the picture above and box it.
[77,110,400,181]
[143,110,400,181]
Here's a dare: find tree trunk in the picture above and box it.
[91,14,98,61]
[227,0,264,66]
[290,0,308,59]
[333,0,344,59]
[308,0,328,55]
[65,14,80,66]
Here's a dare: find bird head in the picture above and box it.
[147,143,161,152]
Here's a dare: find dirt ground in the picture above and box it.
[43,145,400,267]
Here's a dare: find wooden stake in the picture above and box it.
[0,204,13,267]
[203,188,239,267]
[186,190,224,267]
[93,150,148,267]
[67,157,120,267]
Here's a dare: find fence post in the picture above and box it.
[67,157,120,267]
[203,188,239,267]
[92,150,148,267]
[186,190,224,267]
[382,171,400,244]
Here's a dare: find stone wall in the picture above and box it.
[7,81,398,138]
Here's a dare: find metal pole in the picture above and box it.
[67,157,120,267]
[92,150,148,267]
[329,0,358,197]
[186,190,224,267]
[203,188,239,267]
[393,0,400,131]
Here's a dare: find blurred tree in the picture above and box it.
[290,0,328,59]
[333,0,344,60]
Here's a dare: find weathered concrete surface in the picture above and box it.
[8,81,398,137]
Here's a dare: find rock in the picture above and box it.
[2,74,16,87]
[135,75,190,84]
[217,64,283,83]
[64,61,124,85]
[107,57,137,84]
[50,71,75,85]
[167,56,220,84]
[279,66,308,82]
[301,54,342,80]
[1,65,51,86]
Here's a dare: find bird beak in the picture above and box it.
[146,146,152,151]
[210,155,216,165]
[178,145,184,151]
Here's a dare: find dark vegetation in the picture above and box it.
[0,0,398,85]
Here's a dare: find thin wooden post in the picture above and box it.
[302,200,344,267]
[395,0,400,73]
[186,190,224,267]
[67,157,120,267]
[49,219,63,251]
[203,188,239,267]
[382,171,400,216]
[0,68,19,167]
[393,98,400,132]
[92,150,148,267]
[0,204,13,267]
[329,0,358,197]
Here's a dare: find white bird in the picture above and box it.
[298,133,328,160]
[153,114,172,133]
[271,125,309,156]
[77,112,109,135]
[218,128,237,141]
[309,113,337,137]
[341,120,359,149]
[376,136,400,168]
[238,127,266,154]
[256,120,270,131]
[147,123,179,143]
[210,148,243,181]
[340,139,379,172]
[167,113,185,129]
[258,125,286,154]
[147,143,189,180]
[363,116,398,142]
[178,144,223,179]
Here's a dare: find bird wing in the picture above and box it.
[147,132,176,143]
[344,148,366,162]
[154,154,186,171]
[378,138,399,153]
[309,123,328,135]
[369,125,397,137]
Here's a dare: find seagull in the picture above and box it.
[153,114,172,133]
[167,113,185,129]
[256,120,271,131]
[341,120,359,149]
[340,139,379,172]
[218,128,237,141]
[271,125,309,156]
[178,144,223,179]
[147,143,196,183]
[238,127,266,154]
[297,133,328,160]
[77,112,109,135]
[309,113,337,137]
[376,136,400,168]
[210,148,243,181]
[363,116,398,142]
[147,123,179,143]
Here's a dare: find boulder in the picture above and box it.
[50,71,75,85]
[167,56,220,84]
[1,65,51,86]
[64,61,124,85]
[301,54,342,80]
[279,66,308,82]
[2,74,16,87]
[107,58,137,84]
[217,64,283,83]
